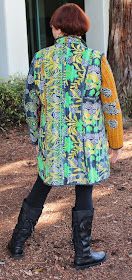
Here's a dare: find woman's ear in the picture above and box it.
[52,26,63,39]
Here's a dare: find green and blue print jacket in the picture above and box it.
[24,36,123,186]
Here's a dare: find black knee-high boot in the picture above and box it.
[8,175,52,259]
[8,199,43,259]
[72,208,106,270]
[72,184,94,246]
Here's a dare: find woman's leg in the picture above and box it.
[26,175,52,208]
[75,184,93,211]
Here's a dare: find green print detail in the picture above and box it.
[91,155,96,161]
[76,119,83,133]
[40,113,46,126]
[82,49,91,60]
[64,137,74,153]
[88,168,99,181]
[86,79,92,83]
[89,89,95,96]
[82,50,88,60]
[96,156,101,162]
[91,119,97,126]
[34,71,37,80]
[35,51,43,59]
[45,164,50,177]
[94,126,99,133]
[67,48,73,58]
[66,64,78,82]
[64,163,71,178]
[96,83,101,91]
[63,123,68,132]
[86,125,93,133]
[37,154,44,170]
[65,92,73,108]
[94,58,100,66]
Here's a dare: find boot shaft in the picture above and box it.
[72,208,94,257]
[18,199,43,226]
[10,200,43,247]
[8,199,43,259]
[72,208,106,269]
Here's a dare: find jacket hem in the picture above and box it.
[38,172,110,187]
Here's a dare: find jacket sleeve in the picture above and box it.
[24,55,40,145]
[100,55,123,149]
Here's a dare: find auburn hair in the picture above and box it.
[50,3,90,36]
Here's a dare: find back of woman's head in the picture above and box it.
[50,3,90,36]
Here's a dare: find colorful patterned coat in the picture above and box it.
[24,36,123,186]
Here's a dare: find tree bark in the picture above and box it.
[108,0,132,117]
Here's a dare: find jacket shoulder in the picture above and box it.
[87,47,103,58]
[35,45,55,60]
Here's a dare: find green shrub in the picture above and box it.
[0,77,26,128]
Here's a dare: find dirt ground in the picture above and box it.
[0,126,131,280]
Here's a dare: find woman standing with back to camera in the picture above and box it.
[8,3,123,270]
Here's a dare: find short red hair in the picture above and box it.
[50,3,90,36]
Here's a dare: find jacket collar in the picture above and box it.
[54,35,87,47]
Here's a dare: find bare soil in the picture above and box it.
[0,126,132,280]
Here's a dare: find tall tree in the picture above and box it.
[108,0,132,117]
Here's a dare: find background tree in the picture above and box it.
[108,0,132,117]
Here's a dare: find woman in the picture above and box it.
[8,3,123,270]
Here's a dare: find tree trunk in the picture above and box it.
[108,0,132,117]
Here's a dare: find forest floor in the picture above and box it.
[0,125,131,280]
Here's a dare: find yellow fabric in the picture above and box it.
[101,55,123,149]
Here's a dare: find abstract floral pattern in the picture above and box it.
[24,36,123,186]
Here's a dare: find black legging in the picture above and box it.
[26,175,93,211]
